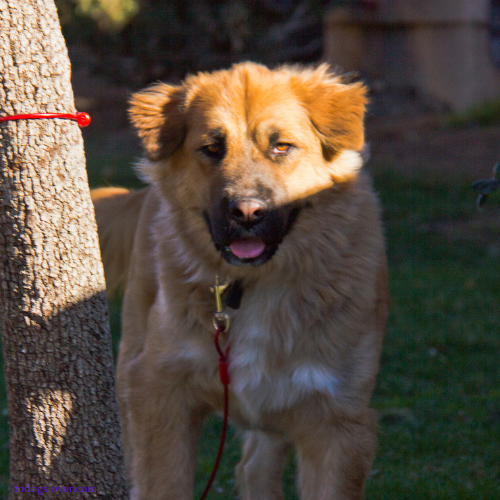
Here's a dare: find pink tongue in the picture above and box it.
[229,240,266,259]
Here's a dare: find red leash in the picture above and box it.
[0,111,91,127]
[199,326,230,500]
[201,277,233,500]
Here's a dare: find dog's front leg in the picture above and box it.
[236,430,291,500]
[126,355,205,500]
[294,409,378,500]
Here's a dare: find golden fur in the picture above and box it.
[92,62,389,500]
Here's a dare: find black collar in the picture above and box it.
[223,279,244,310]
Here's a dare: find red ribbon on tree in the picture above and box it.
[0,112,91,127]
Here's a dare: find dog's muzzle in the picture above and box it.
[204,196,300,266]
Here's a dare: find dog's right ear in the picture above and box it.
[129,83,186,161]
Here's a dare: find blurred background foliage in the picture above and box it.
[56,0,331,87]
[74,0,139,31]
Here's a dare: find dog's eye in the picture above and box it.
[206,144,220,153]
[201,143,225,160]
[272,143,292,155]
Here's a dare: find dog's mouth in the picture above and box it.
[204,203,300,267]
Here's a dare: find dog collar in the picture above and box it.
[224,279,244,310]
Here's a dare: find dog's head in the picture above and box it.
[129,63,367,268]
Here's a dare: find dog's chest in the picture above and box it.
[226,295,339,423]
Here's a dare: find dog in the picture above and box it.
[92,62,389,500]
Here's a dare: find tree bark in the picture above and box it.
[0,0,128,497]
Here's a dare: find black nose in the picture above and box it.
[229,198,268,227]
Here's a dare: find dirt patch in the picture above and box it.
[366,115,500,182]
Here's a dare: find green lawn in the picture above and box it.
[0,132,498,499]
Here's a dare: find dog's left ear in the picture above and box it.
[295,66,368,154]
[129,83,186,161]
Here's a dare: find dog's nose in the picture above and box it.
[229,198,267,226]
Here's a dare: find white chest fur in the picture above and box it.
[227,292,340,423]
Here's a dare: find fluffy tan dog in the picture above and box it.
[92,62,389,500]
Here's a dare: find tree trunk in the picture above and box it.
[0,1,128,498]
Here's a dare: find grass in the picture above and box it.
[447,99,500,129]
[0,135,499,499]
[368,169,500,500]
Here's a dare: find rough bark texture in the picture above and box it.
[0,1,128,497]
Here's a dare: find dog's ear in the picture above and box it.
[129,83,186,161]
[294,65,368,154]
[310,81,367,153]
